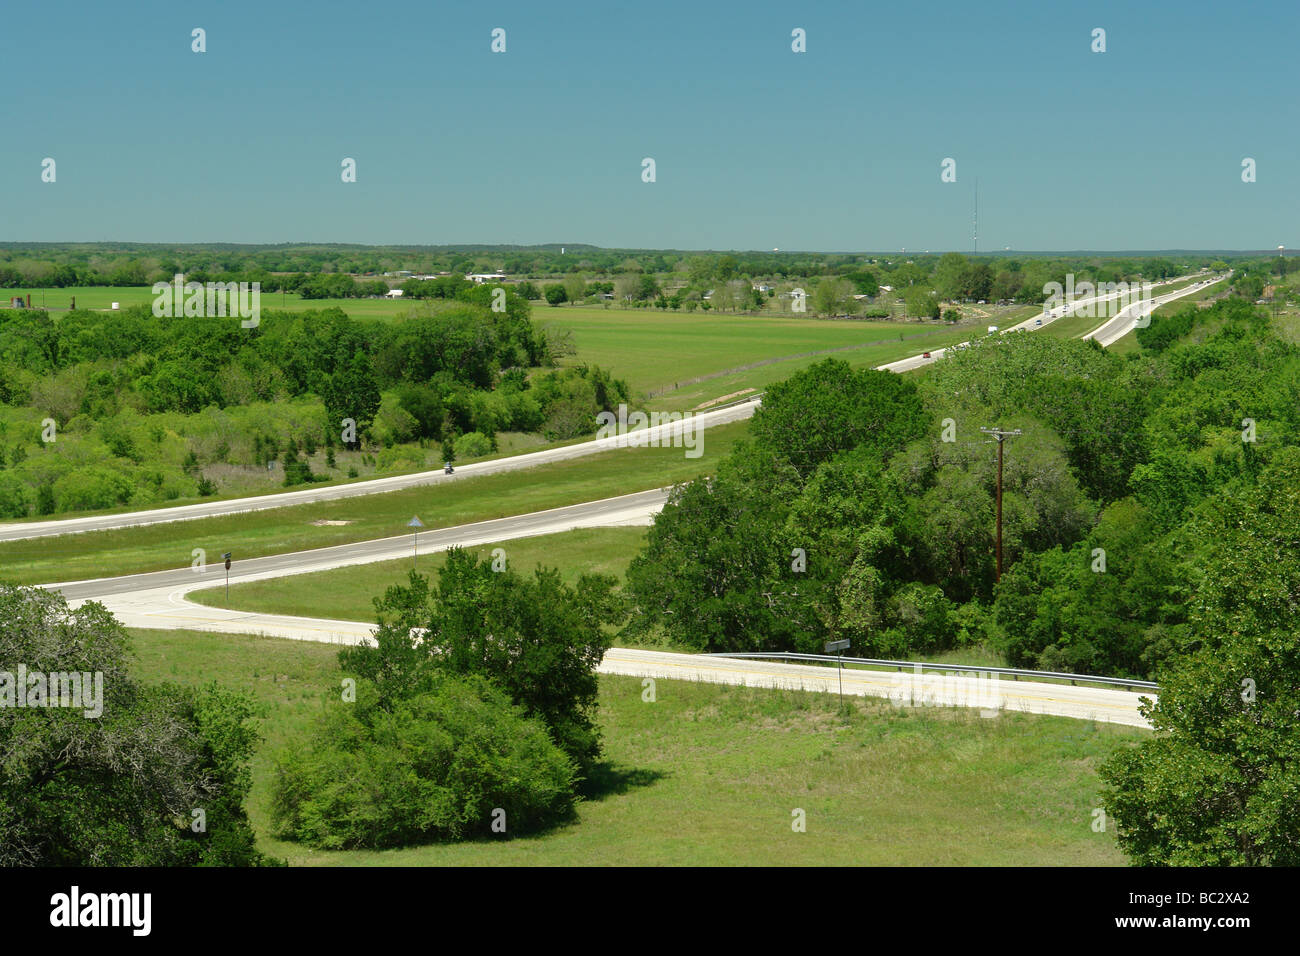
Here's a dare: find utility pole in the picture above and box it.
[980,427,1022,581]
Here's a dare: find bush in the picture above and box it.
[0,473,28,518]
[375,443,425,473]
[270,674,576,849]
[454,431,492,460]
[53,467,134,512]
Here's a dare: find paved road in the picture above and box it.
[56,487,1152,728]
[35,277,1214,727]
[881,274,1219,373]
[1,273,1218,544]
[0,404,747,543]
[52,487,668,602]
[1084,275,1226,347]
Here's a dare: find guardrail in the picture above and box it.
[697,392,764,413]
[701,651,1159,691]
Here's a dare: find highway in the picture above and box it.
[55,488,1153,728]
[0,403,751,543]
[0,272,1219,543]
[880,274,1221,373]
[33,275,1217,728]
[1084,275,1225,347]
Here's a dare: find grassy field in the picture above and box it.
[1,419,749,585]
[7,286,979,411]
[7,285,417,320]
[129,627,1137,866]
[547,305,978,404]
[189,525,647,619]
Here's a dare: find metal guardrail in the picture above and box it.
[701,651,1159,691]
[694,392,763,413]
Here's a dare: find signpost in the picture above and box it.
[222,552,232,602]
[825,638,850,708]
[407,516,424,569]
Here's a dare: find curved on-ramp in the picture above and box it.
[56,488,1154,729]
[34,275,1211,729]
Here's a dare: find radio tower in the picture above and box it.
[973,179,979,253]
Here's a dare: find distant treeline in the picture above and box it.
[0,242,1268,291]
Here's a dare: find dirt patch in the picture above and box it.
[310,519,353,526]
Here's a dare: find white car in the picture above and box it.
[987,325,999,333]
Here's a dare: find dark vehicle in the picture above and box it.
[444,462,454,475]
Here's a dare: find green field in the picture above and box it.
[7,285,417,320]
[1,419,749,585]
[189,525,647,620]
[547,305,978,404]
[129,627,1137,866]
[7,286,980,411]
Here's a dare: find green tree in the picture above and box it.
[1100,452,1300,864]
[270,673,575,849]
[0,586,276,866]
[347,550,623,770]
[323,350,381,445]
[751,359,927,479]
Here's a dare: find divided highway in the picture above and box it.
[1,272,1219,543]
[35,275,1222,727]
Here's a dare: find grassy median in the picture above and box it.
[3,420,748,585]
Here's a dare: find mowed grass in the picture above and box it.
[128,627,1138,866]
[189,525,647,620]
[547,305,977,403]
[6,286,418,320]
[1,420,749,585]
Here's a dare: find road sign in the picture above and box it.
[825,639,850,709]
[222,552,232,571]
[408,517,423,569]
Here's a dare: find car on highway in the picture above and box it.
[922,351,931,358]
[1035,318,1043,326]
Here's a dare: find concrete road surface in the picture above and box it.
[1,273,1218,543]
[53,489,1153,728]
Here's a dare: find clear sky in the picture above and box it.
[3,0,1296,251]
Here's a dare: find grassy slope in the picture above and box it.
[189,525,647,619]
[1,420,748,585]
[129,627,1136,866]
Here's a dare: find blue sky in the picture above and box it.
[2,0,1296,251]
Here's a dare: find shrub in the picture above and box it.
[454,431,492,460]
[270,674,576,849]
